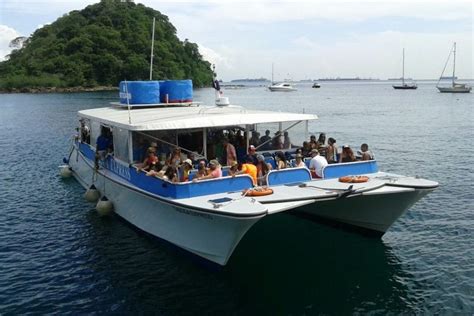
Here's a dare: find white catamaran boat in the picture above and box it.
[393,48,417,90]
[437,42,471,93]
[62,80,438,266]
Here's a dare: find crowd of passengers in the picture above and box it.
[132,131,374,186]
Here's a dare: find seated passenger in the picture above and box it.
[233,156,258,185]
[339,145,356,163]
[256,154,272,186]
[275,151,288,170]
[180,159,193,182]
[359,143,375,161]
[167,147,182,167]
[138,147,159,172]
[309,149,328,178]
[163,165,179,183]
[196,160,209,179]
[326,137,338,164]
[194,159,222,180]
[228,161,239,176]
[294,154,306,168]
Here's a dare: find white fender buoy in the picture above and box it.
[96,196,114,216]
[59,165,72,178]
[84,184,100,202]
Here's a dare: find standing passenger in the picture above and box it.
[326,137,338,164]
[223,138,237,166]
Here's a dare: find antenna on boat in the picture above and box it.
[124,80,132,124]
[149,17,156,80]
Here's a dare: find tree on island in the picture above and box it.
[0,0,214,91]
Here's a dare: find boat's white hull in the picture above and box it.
[69,148,264,265]
[293,187,433,234]
[437,86,471,93]
[268,87,297,92]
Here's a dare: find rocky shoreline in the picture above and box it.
[0,86,118,94]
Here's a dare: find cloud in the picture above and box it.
[198,44,231,68]
[0,25,21,61]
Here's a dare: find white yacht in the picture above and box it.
[268,82,297,92]
[63,81,438,266]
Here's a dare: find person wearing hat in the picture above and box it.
[194,159,222,181]
[309,148,328,178]
[180,159,193,182]
[295,154,306,168]
[244,145,258,165]
[339,145,356,163]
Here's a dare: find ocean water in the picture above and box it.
[0,82,472,315]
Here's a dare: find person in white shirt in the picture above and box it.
[309,149,328,178]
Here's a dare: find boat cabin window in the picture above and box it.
[90,121,101,149]
[113,127,129,163]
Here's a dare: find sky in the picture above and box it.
[0,0,472,81]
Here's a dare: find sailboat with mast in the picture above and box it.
[268,63,297,92]
[393,48,417,90]
[437,42,471,93]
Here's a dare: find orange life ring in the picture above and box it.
[338,175,369,183]
[243,187,274,196]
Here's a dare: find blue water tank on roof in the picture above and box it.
[159,80,193,103]
[119,81,160,105]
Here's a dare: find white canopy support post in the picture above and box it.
[305,120,309,140]
[124,80,132,124]
[128,131,134,163]
[203,128,207,159]
[246,125,250,153]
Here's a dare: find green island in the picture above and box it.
[0,0,214,93]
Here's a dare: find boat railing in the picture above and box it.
[266,167,312,186]
[322,160,378,179]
